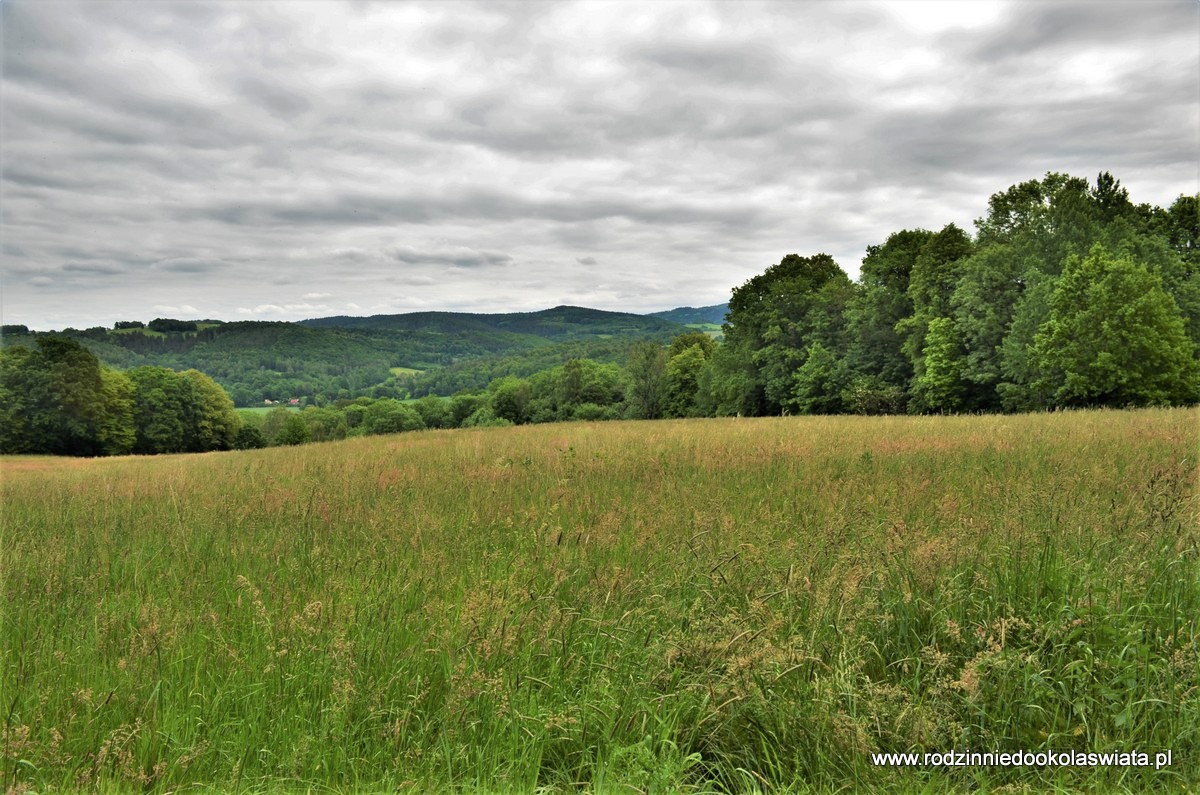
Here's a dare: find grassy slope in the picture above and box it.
[3,409,1197,793]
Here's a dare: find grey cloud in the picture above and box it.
[153,304,201,315]
[329,248,374,263]
[52,246,113,262]
[187,187,768,231]
[232,74,314,122]
[3,0,1195,328]
[1,6,90,88]
[637,41,777,83]
[237,303,327,315]
[962,1,1196,63]
[150,258,230,274]
[387,246,514,269]
[399,275,439,287]
[3,165,106,192]
[61,262,127,275]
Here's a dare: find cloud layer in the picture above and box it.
[3,0,1196,329]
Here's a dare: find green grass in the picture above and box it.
[390,367,424,377]
[237,406,301,417]
[684,323,723,339]
[2,409,1197,793]
[109,325,220,338]
[109,327,167,338]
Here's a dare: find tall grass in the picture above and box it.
[2,409,1197,793]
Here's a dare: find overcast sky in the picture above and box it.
[2,0,1197,330]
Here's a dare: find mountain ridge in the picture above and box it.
[298,304,689,336]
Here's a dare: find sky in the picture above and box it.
[2,0,1197,331]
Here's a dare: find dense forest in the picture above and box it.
[2,172,1196,456]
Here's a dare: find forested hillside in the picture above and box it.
[299,304,682,337]
[647,303,729,326]
[399,336,674,396]
[1,308,684,407]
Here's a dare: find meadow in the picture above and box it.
[237,407,302,417]
[2,409,1197,793]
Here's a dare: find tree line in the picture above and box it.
[0,331,712,455]
[696,173,1198,416]
[0,337,248,455]
[241,354,647,446]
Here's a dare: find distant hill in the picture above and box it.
[647,303,729,326]
[300,305,682,338]
[6,306,686,406]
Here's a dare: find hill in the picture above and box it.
[2,307,687,406]
[300,304,683,338]
[648,303,729,326]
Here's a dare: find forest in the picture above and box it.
[2,171,1197,456]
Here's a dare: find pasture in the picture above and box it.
[237,406,301,417]
[2,409,1197,793]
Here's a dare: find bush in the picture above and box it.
[572,402,611,421]
[462,406,514,428]
[841,377,908,415]
[234,425,267,450]
[412,394,452,429]
[361,399,425,435]
[273,414,310,446]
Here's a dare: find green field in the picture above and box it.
[390,367,424,377]
[3,409,1197,793]
[681,322,723,342]
[110,327,167,338]
[237,406,302,417]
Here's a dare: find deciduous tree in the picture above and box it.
[793,341,850,414]
[181,369,240,451]
[1032,244,1199,407]
[663,343,709,418]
